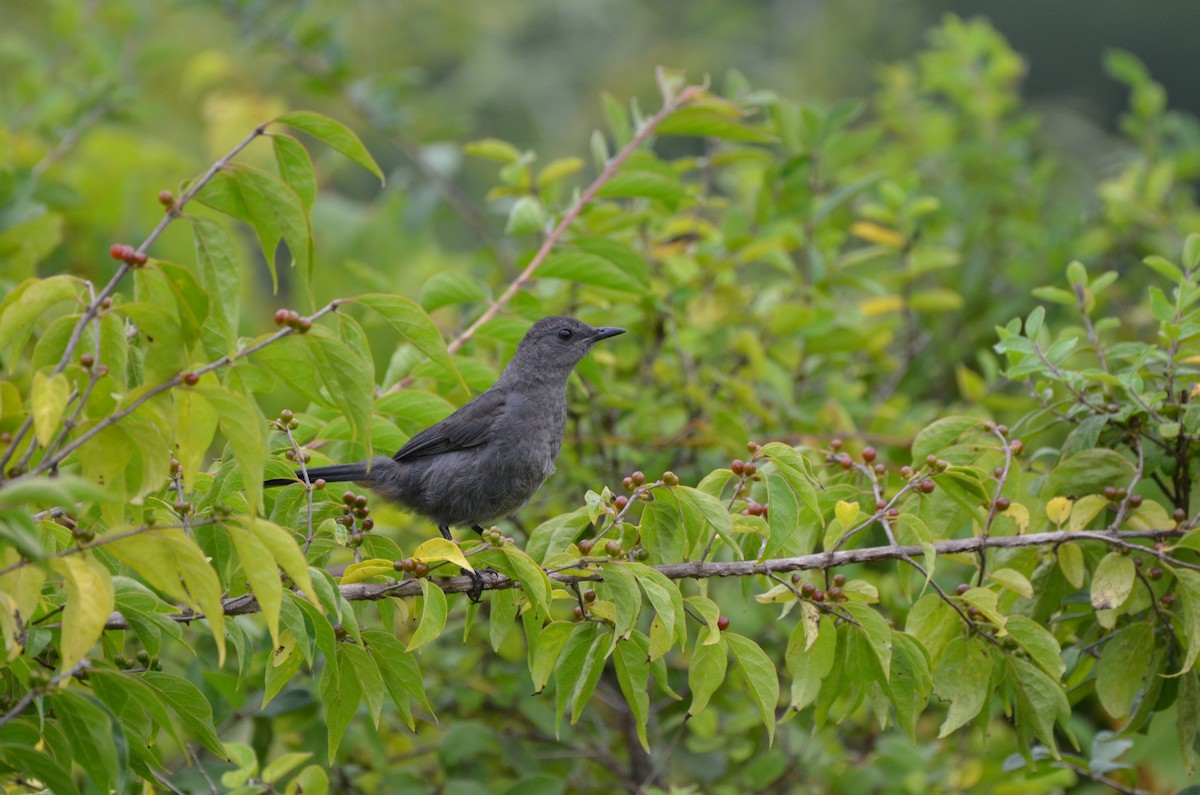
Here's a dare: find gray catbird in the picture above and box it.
[265,316,624,559]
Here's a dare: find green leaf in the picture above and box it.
[539,238,648,291]
[0,745,80,795]
[464,138,523,164]
[505,195,547,235]
[568,626,609,724]
[275,110,385,183]
[49,690,121,793]
[0,275,79,362]
[243,517,320,606]
[272,134,317,210]
[1173,569,1200,674]
[1008,656,1071,758]
[321,645,363,762]
[628,561,686,650]
[363,630,434,727]
[407,579,448,651]
[341,642,386,725]
[601,561,643,640]
[355,294,466,392]
[489,588,518,652]
[1005,615,1065,679]
[1091,552,1136,611]
[31,370,70,446]
[531,621,576,694]
[911,416,981,462]
[502,546,551,621]
[261,751,312,785]
[420,272,488,311]
[1178,670,1199,775]
[52,555,114,673]
[763,469,804,560]
[143,671,226,757]
[1096,622,1154,718]
[553,623,599,736]
[613,638,651,752]
[656,106,776,142]
[934,635,993,737]
[228,521,285,647]
[687,635,728,717]
[1042,449,1134,500]
[196,385,265,516]
[843,602,892,679]
[787,610,836,710]
[887,633,933,739]
[726,632,780,745]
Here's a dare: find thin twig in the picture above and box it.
[15,300,342,480]
[0,124,270,478]
[387,75,707,394]
[0,659,90,730]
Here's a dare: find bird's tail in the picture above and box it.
[264,462,371,488]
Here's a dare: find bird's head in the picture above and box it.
[503,316,626,381]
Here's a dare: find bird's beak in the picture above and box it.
[590,327,626,342]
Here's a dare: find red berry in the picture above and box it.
[158,190,174,206]
[955,584,970,596]
[862,447,877,463]
[800,582,816,597]
[182,372,199,386]
[604,540,622,556]
[838,454,853,470]
[578,539,594,554]
[743,462,757,476]
[919,479,936,494]
[613,495,629,511]
[584,590,597,603]
[573,605,584,619]
[109,244,126,260]
[874,463,886,475]
[1161,593,1177,608]
[995,496,1011,511]
[129,250,148,266]
[622,477,634,490]
[79,354,94,368]
[731,459,745,475]
[1128,494,1143,508]
[716,616,730,632]
[875,499,887,511]
[830,438,843,450]
[1149,567,1163,581]
[631,471,646,486]
[832,573,846,587]
[343,491,356,505]
[746,441,759,453]
[662,471,679,486]
[1010,440,1024,455]
[827,586,844,601]
[274,309,289,326]
[811,589,826,603]
[996,425,1008,437]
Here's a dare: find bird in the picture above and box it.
[265,316,625,594]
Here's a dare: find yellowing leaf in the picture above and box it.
[412,537,473,572]
[835,500,861,531]
[987,568,1033,598]
[1128,501,1173,531]
[407,579,448,652]
[1004,502,1030,534]
[1058,544,1085,588]
[859,295,904,317]
[31,371,70,446]
[851,221,906,248]
[754,583,795,604]
[52,555,114,673]
[1068,494,1109,531]
[1046,496,1073,527]
[341,559,398,585]
[1091,552,1135,611]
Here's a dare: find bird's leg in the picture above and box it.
[472,524,486,535]
[441,525,485,602]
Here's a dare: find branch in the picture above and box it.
[97,527,1187,629]
[387,73,707,393]
[0,124,269,477]
[14,300,343,480]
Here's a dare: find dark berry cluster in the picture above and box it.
[338,491,373,548]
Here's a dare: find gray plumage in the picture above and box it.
[265,316,625,539]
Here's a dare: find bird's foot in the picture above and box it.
[463,566,485,603]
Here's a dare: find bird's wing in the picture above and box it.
[392,389,508,461]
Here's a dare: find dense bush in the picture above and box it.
[1,8,1200,794]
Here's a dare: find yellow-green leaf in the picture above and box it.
[341,558,398,585]
[411,537,473,572]
[1046,496,1073,527]
[52,555,113,673]
[407,579,447,652]
[835,500,860,531]
[1091,552,1135,611]
[31,371,70,446]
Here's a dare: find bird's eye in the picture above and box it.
[557,328,573,340]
